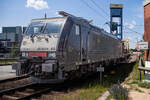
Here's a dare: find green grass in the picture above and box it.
[126,60,150,89]
[127,61,145,83]
[57,81,108,100]
[127,80,139,85]
[138,82,150,88]
[106,94,113,100]
[52,62,136,100]
[132,62,141,80]
[135,87,144,93]
[0,59,16,64]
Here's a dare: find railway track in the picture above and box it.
[0,78,84,100]
[0,83,52,100]
[0,74,29,84]
[0,70,117,100]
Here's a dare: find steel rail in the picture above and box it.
[0,74,30,84]
[15,88,52,100]
[0,83,36,96]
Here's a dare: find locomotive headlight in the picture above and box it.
[22,52,25,56]
[22,52,28,57]
[48,52,56,58]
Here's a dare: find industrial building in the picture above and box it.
[0,26,22,50]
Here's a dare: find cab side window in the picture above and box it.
[75,24,80,35]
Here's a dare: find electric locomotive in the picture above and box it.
[12,11,127,83]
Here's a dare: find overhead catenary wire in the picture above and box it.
[80,0,108,21]
[90,0,109,17]
[89,1,144,36]
[124,26,143,35]
[134,25,144,26]
[80,0,143,38]
[135,25,144,26]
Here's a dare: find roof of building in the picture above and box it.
[143,0,150,6]
[2,26,21,33]
[110,4,123,8]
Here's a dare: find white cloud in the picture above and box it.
[26,0,49,10]
[132,20,136,25]
[125,20,136,29]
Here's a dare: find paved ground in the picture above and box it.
[97,91,110,100]
[0,65,16,79]
[129,91,150,100]
[129,55,137,63]
[122,84,150,100]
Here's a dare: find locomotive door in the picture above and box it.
[73,24,83,62]
[66,24,82,65]
[75,24,82,61]
[65,24,85,66]
[80,26,88,62]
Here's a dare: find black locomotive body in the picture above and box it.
[12,12,127,83]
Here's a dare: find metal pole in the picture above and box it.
[139,56,142,67]
[100,72,102,84]
[139,71,141,81]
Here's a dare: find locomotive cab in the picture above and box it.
[21,18,66,58]
[13,17,69,83]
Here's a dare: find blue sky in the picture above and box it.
[0,0,144,48]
